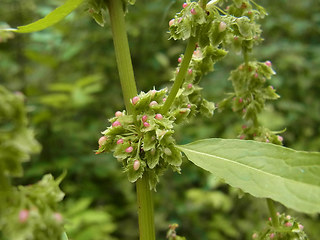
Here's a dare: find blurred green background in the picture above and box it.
[0,0,319,239]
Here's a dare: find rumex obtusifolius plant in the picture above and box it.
[0,0,320,239]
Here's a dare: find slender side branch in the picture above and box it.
[107,0,137,114]
[107,1,155,240]
[162,36,197,113]
[267,198,279,228]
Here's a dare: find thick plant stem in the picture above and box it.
[107,0,137,114]
[107,1,156,239]
[162,36,197,113]
[267,198,279,228]
[136,174,156,240]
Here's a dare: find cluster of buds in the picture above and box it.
[229,61,278,120]
[97,89,185,189]
[252,213,307,239]
[169,0,265,52]
[218,60,285,145]
[239,125,284,145]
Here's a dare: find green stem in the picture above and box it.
[136,174,156,240]
[267,198,279,228]
[107,0,137,114]
[162,36,197,113]
[243,47,249,67]
[107,1,155,240]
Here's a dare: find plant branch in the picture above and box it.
[162,36,197,113]
[107,1,155,240]
[267,198,279,228]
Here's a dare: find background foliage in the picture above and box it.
[0,0,319,239]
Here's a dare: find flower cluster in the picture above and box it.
[169,0,265,51]
[252,213,308,240]
[97,89,186,190]
[1,174,65,240]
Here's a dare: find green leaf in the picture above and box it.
[178,138,320,214]
[6,0,84,33]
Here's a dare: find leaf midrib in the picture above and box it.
[179,146,318,189]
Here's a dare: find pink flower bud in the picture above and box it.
[266,139,270,143]
[219,21,227,32]
[143,122,150,127]
[142,115,148,122]
[187,83,193,89]
[155,114,163,120]
[285,222,292,227]
[178,57,182,63]
[150,89,157,97]
[270,85,274,89]
[299,224,304,230]
[268,217,272,221]
[112,121,121,127]
[133,160,140,171]
[254,73,259,78]
[126,146,133,153]
[54,212,63,223]
[115,111,122,117]
[286,215,291,220]
[226,6,230,10]
[265,60,272,67]
[19,209,29,223]
[163,98,166,102]
[240,135,245,140]
[169,19,175,27]
[98,136,108,146]
[132,96,140,105]
[190,8,196,15]
[187,104,191,108]
[117,139,124,144]
[239,98,243,103]
[270,233,275,239]
[149,101,158,107]
[182,3,188,8]
[176,68,180,74]
[188,69,193,74]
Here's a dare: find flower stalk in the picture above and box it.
[162,36,197,113]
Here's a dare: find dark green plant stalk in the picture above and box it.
[267,198,279,228]
[106,1,155,239]
[162,36,197,113]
